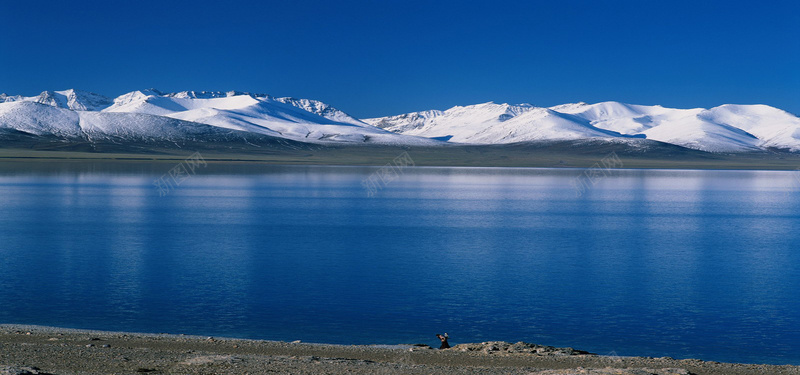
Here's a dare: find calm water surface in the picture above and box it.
[1,165,799,365]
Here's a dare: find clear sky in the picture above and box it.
[1,0,798,118]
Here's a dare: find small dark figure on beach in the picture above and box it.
[436,333,450,349]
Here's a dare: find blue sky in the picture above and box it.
[1,0,798,117]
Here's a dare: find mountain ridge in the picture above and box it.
[2,89,799,153]
[366,101,800,152]
[1,89,437,146]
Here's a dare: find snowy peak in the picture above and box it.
[275,97,365,126]
[0,89,437,146]
[559,101,651,118]
[104,90,362,125]
[35,89,113,111]
[365,102,538,138]
[444,102,535,121]
[167,90,266,99]
[2,88,800,153]
[0,93,24,104]
[104,89,264,116]
[364,110,445,132]
[34,91,68,108]
[556,101,791,152]
[699,104,800,151]
[61,89,114,111]
[367,100,800,152]
[547,102,589,112]
[0,101,82,137]
[106,89,172,114]
[366,102,611,144]
[0,89,113,111]
[83,89,437,145]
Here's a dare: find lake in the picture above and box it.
[1,164,799,365]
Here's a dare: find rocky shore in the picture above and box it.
[1,325,798,375]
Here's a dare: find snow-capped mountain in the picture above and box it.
[366,101,800,152]
[365,102,635,144]
[549,102,761,152]
[0,89,437,146]
[700,104,800,151]
[2,88,799,153]
[368,110,445,134]
[102,89,365,125]
[274,97,366,126]
[1,89,113,111]
[0,100,256,142]
[101,89,432,144]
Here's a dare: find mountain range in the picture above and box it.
[2,89,799,153]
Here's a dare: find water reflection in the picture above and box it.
[0,167,799,364]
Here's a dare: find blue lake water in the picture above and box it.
[1,165,799,365]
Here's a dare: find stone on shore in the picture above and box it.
[448,341,594,355]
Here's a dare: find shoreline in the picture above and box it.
[1,325,797,375]
[4,143,800,171]
[3,154,800,175]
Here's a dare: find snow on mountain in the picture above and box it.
[105,90,364,124]
[553,102,669,134]
[3,88,799,153]
[368,100,799,152]
[639,116,760,152]
[503,108,634,142]
[365,109,444,133]
[0,89,437,145]
[0,89,113,111]
[0,100,246,142]
[39,89,113,111]
[104,89,266,116]
[0,94,24,103]
[364,102,632,144]
[0,101,82,138]
[274,97,366,126]
[105,90,433,144]
[700,105,800,152]
[552,101,761,152]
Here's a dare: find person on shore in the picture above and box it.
[436,333,450,349]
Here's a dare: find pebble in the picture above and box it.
[0,365,44,375]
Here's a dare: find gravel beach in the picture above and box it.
[1,325,798,375]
